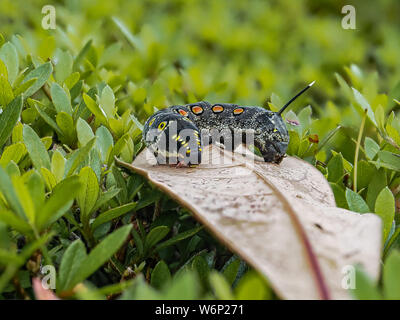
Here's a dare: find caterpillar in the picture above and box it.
[143,81,315,166]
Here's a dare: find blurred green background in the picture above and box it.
[2,0,400,162]
[2,0,400,300]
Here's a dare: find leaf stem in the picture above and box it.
[354,110,367,192]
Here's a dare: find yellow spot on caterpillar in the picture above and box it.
[148,118,155,126]
[273,128,278,132]
[158,121,166,131]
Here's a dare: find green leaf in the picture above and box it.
[34,103,62,135]
[51,83,73,115]
[335,72,352,98]
[131,228,144,257]
[96,126,113,163]
[99,85,115,119]
[376,151,400,171]
[73,40,93,71]
[375,187,395,242]
[0,74,14,107]
[235,271,271,300]
[58,239,87,292]
[364,137,380,160]
[189,256,208,288]
[298,105,312,133]
[77,118,94,147]
[64,72,80,90]
[5,161,19,177]
[107,133,129,166]
[383,250,400,300]
[11,176,35,224]
[112,17,144,52]
[40,167,57,191]
[22,62,53,97]
[156,226,204,251]
[91,202,136,230]
[0,249,23,265]
[144,226,170,253]
[91,187,120,213]
[26,171,45,215]
[287,130,300,155]
[352,160,376,191]
[77,166,99,224]
[23,124,51,170]
[345,188,370,213]
[56,111,76,144]
[0,209,31,234]
[82,93,108,126]
[327,153,344,183]
[163,271,199,300]
[209,271,235,300]
[0,142,26,167]
[222,258,241,286]
[54,49,73,84]
[0,42,19,84]
[366,168,386,210]
[14,77,36,96]
[99,42,122,67]
[130,114,144,132]
[352,268,382,300]
[151,260,171,289]
[374,104,385,132]
[64,137,96,177]
[0,95,23,147]
[51,150,65,183]
[0,59,7,80]
[0,168,28,222]
[352,88,377,126]
[36,176,81,230]
[329,183,348,209]
[70,224,132,288]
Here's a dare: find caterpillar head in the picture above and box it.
[255,81,315,164]
[143,112,202,165]
[255,111,289,164]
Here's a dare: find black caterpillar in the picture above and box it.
[143,81,314,166]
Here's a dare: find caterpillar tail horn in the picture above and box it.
[277,80,315,116]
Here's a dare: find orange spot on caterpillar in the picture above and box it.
[233,107,244,115]
[178,109,188,116]
[212,105,224,113]
[191,105,203,115]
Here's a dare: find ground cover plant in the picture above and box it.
[1,0,400,299]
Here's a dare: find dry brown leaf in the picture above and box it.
[116,144,382,300]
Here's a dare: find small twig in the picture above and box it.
[41,84,52,102]
[12,276,30,300]
[354,110,367,192]
[153,200,161,221]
